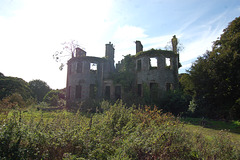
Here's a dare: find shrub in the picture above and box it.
[0,101,239,159]
[0,93,25,109]
[43,90,65,107]
[158,90,191,116]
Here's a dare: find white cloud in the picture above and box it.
[113,25,147,41]
[112,25,148,61]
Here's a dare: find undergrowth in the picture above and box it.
[0,101,239,159]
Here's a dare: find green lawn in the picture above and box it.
[182,117,240,133]
[182,117,240,149]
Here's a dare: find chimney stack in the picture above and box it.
[171,35,178,54]
[135,40,143,54]
[76,47,86,57]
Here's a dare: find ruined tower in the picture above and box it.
[136,40,143,53]
[105,42,115,72]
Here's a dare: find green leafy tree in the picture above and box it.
[0,76,32,101]
[0,72,4,78]
[179,73,194,96]
[43,89,65,107]
[188,16,240,119]
[159,89,191,116]
[29,79,51,102]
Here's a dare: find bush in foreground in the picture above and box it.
[0,101,239,159]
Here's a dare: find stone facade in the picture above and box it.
[135,49,179,98]
[66,36,180,105]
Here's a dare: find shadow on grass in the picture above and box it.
[181,117,240,134]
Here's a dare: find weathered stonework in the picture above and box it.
[66,36,180,106]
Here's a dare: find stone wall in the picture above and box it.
[135,51,179,95]
[66,37,180,107]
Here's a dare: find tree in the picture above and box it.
[29,79,51,102]
[188,51,217,118]
[159,89,191,116]
[43,89,65,107]
[0,72,4,78]
[0,76,32,101]
[179,73,194,96]
[187,16,240,119]
[53,40,81,70]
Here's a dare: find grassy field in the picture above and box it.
[182,117,240,148]
[182,117,240,134]
[0,103,240,159]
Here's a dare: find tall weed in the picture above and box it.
[0,102,239,159]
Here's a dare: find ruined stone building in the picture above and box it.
[66,36,180,105]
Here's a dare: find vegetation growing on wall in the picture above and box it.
[135,48,174,57]
[111,54,190,116]
[112,54,136,92]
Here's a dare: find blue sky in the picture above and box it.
[0,0,239,89]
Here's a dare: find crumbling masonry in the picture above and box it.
[66,36,180,105]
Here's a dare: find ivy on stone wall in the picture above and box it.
[112,54,136,92]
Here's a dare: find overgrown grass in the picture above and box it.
[0,102,239,159]
[182,117,240,134]
[182,117,240,150]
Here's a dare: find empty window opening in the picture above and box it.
[115,86,121,99]
[90,63,97,73]
[77,62,83,73]
[105,86,110,99]
[150,57,158,70]
[166,83,173,91]
[150,83,158,101]
[138,84,142,96]
[137,59,142,71]
[89,84,97,98]
[75,85,82,99]
[165,58,171,69]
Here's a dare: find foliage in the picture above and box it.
[182,117,240,134]
[0,76,32,101]
[230,98,240,120]
[0,72,4,78]
[43,89,65,107]
[159,90,191,116]
[0,93,25,109]
[112,54,136,92]
[112,54,190,113]
[179,73,194,96]
[0,102,239,159]
[29,79,51,102]
[135,48,173,57]
[186,16,240,119]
